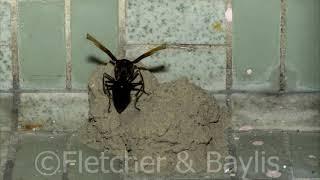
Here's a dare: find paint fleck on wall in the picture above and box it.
[212,21,223,32]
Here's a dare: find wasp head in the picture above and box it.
[114,59,135,81]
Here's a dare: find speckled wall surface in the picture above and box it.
[0,0,11,45]
[0,45,12,90]
[0,0,12,90]
[126,0,226,44]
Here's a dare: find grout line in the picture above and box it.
[1,89,320,95]
[280,0,287,92]
[225,0,233,91]
[225,0,233,120]
[125,43,231,49]
[10,0,19,90]
[118,0,126,59]
[2,130,19,180]
[283,131,295,179]
[10,0,20,132]
[65,0,72,90]
[0,89,88,94]
[61,133,75,180]
[0,43,10,46]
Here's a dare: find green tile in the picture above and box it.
[232,0,281,91]
[18,0,66,89]
[71,0,118,89]
[12,133,68,180]
[10,133,120,180]
[66,135,121,180]
[232,131,292,179]
[289,132,320,178]
[286,0,320,91]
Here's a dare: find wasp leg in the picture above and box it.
[138,70,150,95]
[131,83,149,94]
[128,71,140,82]
[132,87,143,111]
[105,86,113,113]
[131,70,151,111]
[103,73,114,81]
[103,73,114,113]
[132,84,148,111]
[130,70,149,94]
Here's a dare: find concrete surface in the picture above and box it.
[0,130,319,180]
[231,93,320,131]
[1,132,121,180]
[18,93,89,132]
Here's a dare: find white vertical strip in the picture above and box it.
[225,0,233,90]
[65,0,72,90]
[280,0,287,92]
[118,0,126,59]
[10,0,19,89]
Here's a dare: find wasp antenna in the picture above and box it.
[132,44,167,64]
[86,33,118,63]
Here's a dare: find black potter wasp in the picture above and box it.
[87,34,166,113]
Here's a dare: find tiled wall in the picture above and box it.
[125,0,320,92]
[0,0,118,132]
[233,0,320,92]
[125,0,230,92]
[0,0,319,132]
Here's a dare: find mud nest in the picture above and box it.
[80,64,230,174]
